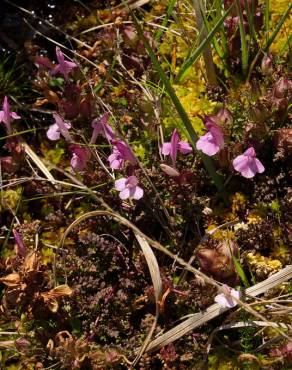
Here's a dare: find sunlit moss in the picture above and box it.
[247,212,263,224]
[247,252,282,278]
[271,242,290,263]
[0,188,22,212]
[269,0,291,54]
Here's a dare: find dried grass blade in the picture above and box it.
[133,235,162,365]
[146,265,292,352]
[135,234,162,302]
[23,142,56,185]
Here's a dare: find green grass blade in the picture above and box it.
[154,0,177,42]
[175,3,234,83]
[264,0,269,44]
[264,3,292,52]
[243,0,257,42]
[232,254,250,288]
[200,2,225,60]
[131,16,227,196]
[236,0,249,76]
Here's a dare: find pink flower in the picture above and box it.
[108,140,137,170]
[214,285,240,308]
[51,47,77,80]
[161,129,192,165]
[12,229,26,257]
[90,113,115,143]
[70,145,90,172]
[0,96,21,134]
[233,147,265,178]
[115,175,143,200]
[47,113,72,142]
[196,117,224,156]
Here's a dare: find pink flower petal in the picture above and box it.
[215,288,240,308]
[108,152,123,170]
[131,186,144,200]
[11,112,21,120]
[232,154,247,172]
[119,188,131,200]
[112,140,136,166]
[244,147,256,157]
[115,178,127,191]
[91,113,114,143]
[56,47,65,64]
[52,47,77,80]
[126,175,138,187]
[161,142,171,155]
[233,147,265,178]
[254,158,265,173]
[70,146,89,172]
[196,132,220,156]
[170,129,180,164]
[47,123,61,141]
[178,141,192,154]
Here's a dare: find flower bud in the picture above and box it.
[261,54,273,76]
[273,128,292,154]
[160,164,180,177]
[0,156,19,173]
[273,77,292,99]
[15,337,30,351]
[216,108,233,126]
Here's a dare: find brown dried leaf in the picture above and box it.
[34,98,49,107]
[44,285,73,299]
[41,285,73,312]
[47,299,59,313]
[44,90,59,104]
[0,273,20,287]
[23,252,38,272]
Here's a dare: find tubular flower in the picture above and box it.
[161,129,192,165]
[196,116,224,156]
[90,113,115,143]
[233,147,265,178]
[108,140,137,170]
[51,47,77,80]
[70,145,90,172]
[214,285,240,308]
[0,96,21,134]
[115,175,143,200]
[47,113,72,142]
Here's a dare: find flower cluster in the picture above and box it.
[43,48,143,201]
[195,108,265,178]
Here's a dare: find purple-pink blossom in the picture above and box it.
[70,145,90,172]
[214,285,240,308]
[233,147,265,178]
[108,140,137,170]
[196,117,224,156]
[47,113,72,142]
[115,175,143,200]
[90,113,115,143]
[0,96,21,134]
[51,47,77,80]
[12,229,26,257]
[161,129,192,165]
